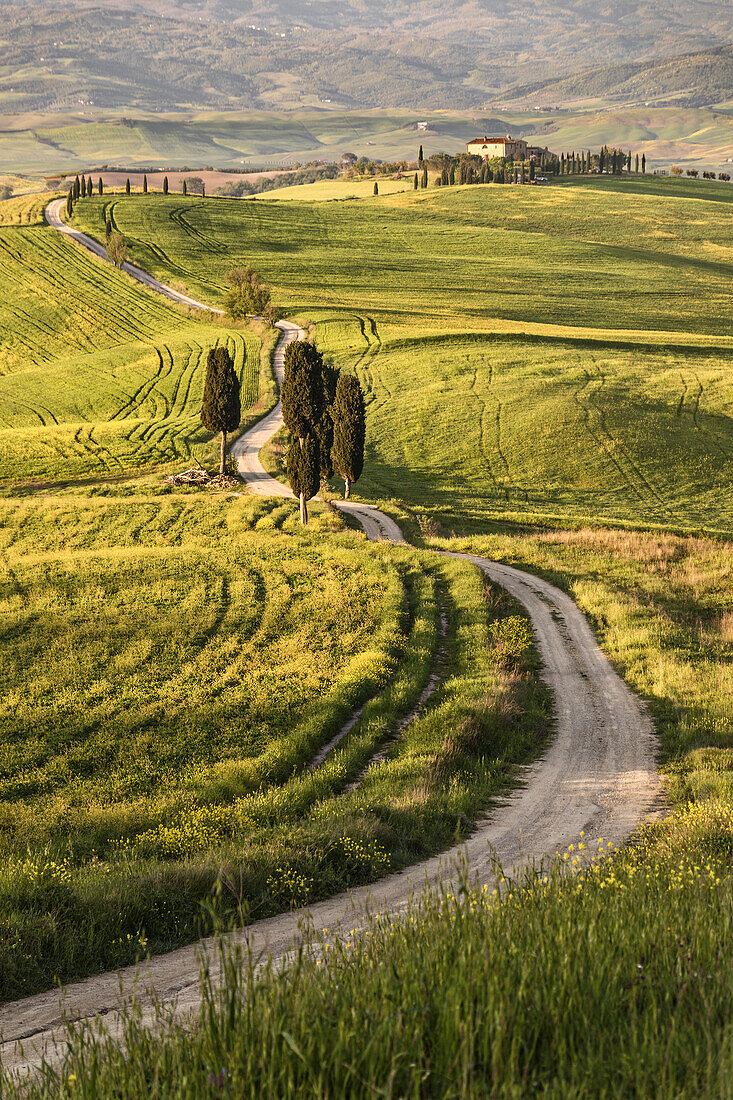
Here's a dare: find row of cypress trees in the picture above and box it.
[122,175,203,197]
[70,174,103,200]
[201,339,365,524]
[559,148,646,174]
[282,340,365,524]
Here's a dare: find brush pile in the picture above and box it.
[165,467,241,490]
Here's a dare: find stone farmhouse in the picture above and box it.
[466,135,555,162]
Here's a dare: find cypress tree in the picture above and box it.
[529,161,535,181]
[642,153,646,174]
[105,217,112,241]
[414,172,418,190]
[421,165,428,189]
[98,177,103,195]
[126,178,131,195]
[449,164,455,186]
[628,151,632,174]
[201,345,241,476]
[599,148,605,173]
[418,144,424,165]
[163,176,169,195]
[635,153,639,173]
[66,191,73,218]
[521,161,526,184]
[281,340,324,524]
[561,153,565,174]
[73,175,80,199]
[331,373,365,500]
[373,181,379,196]
[182,180,187,196]
[143,174,148,194]
[315,361,340,482]
[587,149,592,172]
[287,434,320,515]
[202,182,206,198]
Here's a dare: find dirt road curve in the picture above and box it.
[44,198,223,314]
[1,214,661,1079]
[232,321,406,541]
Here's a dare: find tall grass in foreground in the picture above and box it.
[11,810,733,1099]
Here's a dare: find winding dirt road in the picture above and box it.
[44,197,223,314]
[0,209,661,1079]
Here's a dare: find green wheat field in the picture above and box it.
[1,174,732,1097]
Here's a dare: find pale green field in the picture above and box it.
[0,212,262,484]
[254,175,423,201]
[72,178,733,531]
[0,104,731,173]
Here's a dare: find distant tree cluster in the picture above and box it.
[281,340,365,524]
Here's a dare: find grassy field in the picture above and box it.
[72,178,733,531]
[1,169,733,1095]
[0,488,547,997]
[0,207,265,484]
[1,105,733,173]
[7,518,732,1097]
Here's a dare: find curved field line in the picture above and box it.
[3,207,663,1080]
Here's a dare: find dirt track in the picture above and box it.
[0,214,662,1080]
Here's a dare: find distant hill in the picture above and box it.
[0,1,732,113]
[507,46,733,108]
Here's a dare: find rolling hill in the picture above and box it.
[0,0,731,115]
[508,45,733,108]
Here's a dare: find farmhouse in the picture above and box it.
[467,134,528,159]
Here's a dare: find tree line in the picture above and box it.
[201,338,365,524]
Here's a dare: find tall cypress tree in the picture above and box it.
[98,177,103,195]
[599,148,605,173]
[418,144,424,165]
[421,165,428,189]
[628,151,632,174]
[373,181,379,195]
[282,340,324,524]
[315,361,340,482]
[125,178,131,195]
[66,191,73,218]
[642,153,646,174]
[182,180,187,196]
[635,153,640,173]
[414,172,418,190]
[287,433,320,514]
[163,176,169,195]
[201,346,241,476]
[143,174,148,194]
[331,374,365,500]
[202,182,206,198]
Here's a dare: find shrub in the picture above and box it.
[223,266,272,320]
[490,615,533,666]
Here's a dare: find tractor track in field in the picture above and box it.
[0,205,662,1080]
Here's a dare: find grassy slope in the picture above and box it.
[0,489,548,997]
[1,176,732,1093]
[0,203,262,484]
[2,105,733,172]
[73,178,733,531]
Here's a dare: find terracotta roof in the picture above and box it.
[467,136,524,145]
